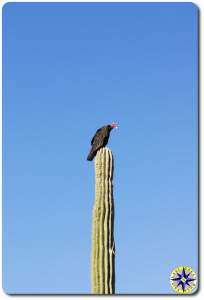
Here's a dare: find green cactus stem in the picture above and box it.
[91,147,115,294]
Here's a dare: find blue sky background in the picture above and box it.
[3,2,198,294]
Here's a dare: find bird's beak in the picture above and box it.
[111,122,118,129]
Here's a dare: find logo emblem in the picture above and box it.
[170,266,197,294]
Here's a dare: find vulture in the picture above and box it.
[87,122,118,161]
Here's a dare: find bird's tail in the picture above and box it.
[87,148,96,161]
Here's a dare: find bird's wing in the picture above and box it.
[91,127,103,145]
[91,126,109,152]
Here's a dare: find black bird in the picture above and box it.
[87,122,118,161]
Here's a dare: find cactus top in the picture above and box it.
[94,147,114,181]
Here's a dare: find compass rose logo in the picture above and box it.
[170,266,197,294]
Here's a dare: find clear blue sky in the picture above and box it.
[3,2,198,294]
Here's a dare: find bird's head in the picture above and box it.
[110,122,118,129]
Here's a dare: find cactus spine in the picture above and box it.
[91,147,115,294]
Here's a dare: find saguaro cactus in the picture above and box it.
[91,147,115,294]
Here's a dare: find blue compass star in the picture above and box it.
[171,267,196,292]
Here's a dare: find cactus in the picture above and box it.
[91,147,115,294]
